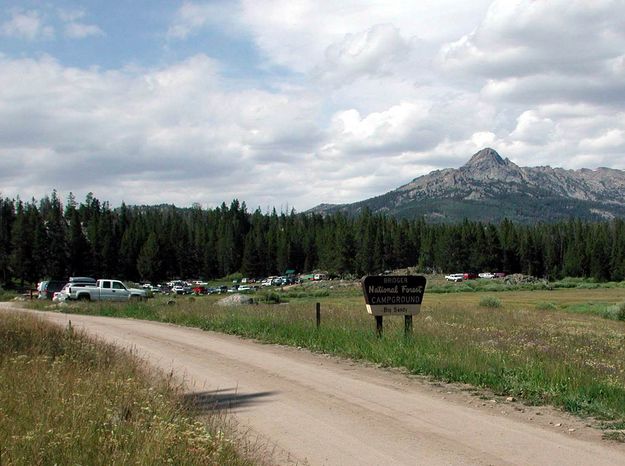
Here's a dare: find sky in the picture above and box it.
[1,0,625,212]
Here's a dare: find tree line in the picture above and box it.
[1,192,624,287]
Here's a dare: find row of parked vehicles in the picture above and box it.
[37,277,148,302]
[139,276,303,296]
[143,281,238,296]
[444,272,507,282]
[37,272,321,301]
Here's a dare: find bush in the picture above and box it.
[603,302,625,321]
[578,282,600,289]
[258,292,282,304]
[479,296,502,308]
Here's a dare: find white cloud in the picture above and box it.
[439,0,625,107]
[324,102,432,156]
[580,129,625,153]
[1,9,54,41]
[167,1,235,39]
[317,24,409,84]
[57,9,86,23]
[56,8,104,39]
[509,111,555,145]
[491,103,625,169]
[0,54,324,208]
[441,0,625,76]
[0,8,104,42]
[470,131,497,149]
[239,0,491,73]
[64,22,104,39]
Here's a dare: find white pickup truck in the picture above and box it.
[64,279,147,302]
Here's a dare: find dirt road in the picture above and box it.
[3,304,625,465]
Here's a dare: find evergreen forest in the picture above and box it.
[1,192,624,287]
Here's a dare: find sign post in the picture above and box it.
[405,315,412,337]
[376,315,383,337]
[361,275,427,338]
[316,302,321,329]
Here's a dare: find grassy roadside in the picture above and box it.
[0,312,256,465]
[30,287,625,436]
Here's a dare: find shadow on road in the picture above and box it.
[183,388,277,413]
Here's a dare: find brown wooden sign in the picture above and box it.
[361,275,427,316]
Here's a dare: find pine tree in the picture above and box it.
[67,209,92,276]
[355,209,375,275]
[334,215,356,275]
[10,201,34,287]
[484,224,502,272]
[42,191,68,278]
[137,233,162,282]
[241,229,263,277]
[610,220,625,280]
[562,220,588,277]
[0,197,15,285]
[589,224,611,281]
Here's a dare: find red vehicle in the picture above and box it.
[463,272,478,280]
[192,286,207,295]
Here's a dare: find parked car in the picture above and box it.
[478,272,495,279]
[463,272,478,280]
[64,279,147,302]
[172,285,191,295]
[444,274,464,282]
[150,285,162,293]
[53,277,97,302]
[37,280,68,300]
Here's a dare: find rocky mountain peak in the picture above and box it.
[463,148,506,168]
[459,147,524,183]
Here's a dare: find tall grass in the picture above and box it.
[0,312,254,465]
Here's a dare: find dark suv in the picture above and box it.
[37,280,67,300]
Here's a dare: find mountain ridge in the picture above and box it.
[309,148,625,223]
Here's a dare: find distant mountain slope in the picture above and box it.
[309,148,625,223]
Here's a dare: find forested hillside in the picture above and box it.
[1,192,624,286]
